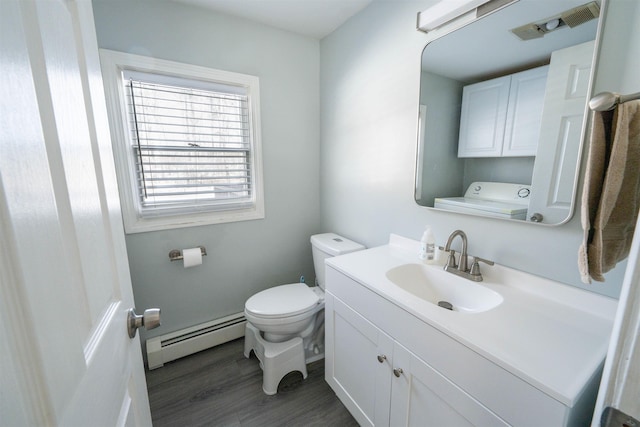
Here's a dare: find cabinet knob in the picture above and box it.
[393,368,403,377]
[377,354,387,363]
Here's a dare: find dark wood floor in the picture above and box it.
[145,338,359,427]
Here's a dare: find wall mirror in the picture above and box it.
[415,0,602,225]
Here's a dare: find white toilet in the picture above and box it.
[243,233,364,395]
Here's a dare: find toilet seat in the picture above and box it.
[245,283,319,319]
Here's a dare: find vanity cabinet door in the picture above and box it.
[325,293,394,427]
[390,343,509,427]
[458,75,511,157]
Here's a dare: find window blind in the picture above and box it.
[124,74,253,213]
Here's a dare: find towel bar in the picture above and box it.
[589,91,640,111]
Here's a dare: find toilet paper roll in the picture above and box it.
[182,247,202,268]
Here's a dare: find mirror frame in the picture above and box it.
[414,0,608,226]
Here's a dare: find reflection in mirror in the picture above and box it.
[415,0,601,225]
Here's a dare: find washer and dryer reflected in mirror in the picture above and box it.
[415,0,603,225]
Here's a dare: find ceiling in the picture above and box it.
[173,0,374,39]
[421,0,599,82]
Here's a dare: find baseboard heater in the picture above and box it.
[146,312,246,370]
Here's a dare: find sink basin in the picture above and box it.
[385,263,503,313]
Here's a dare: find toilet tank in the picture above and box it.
[310,233,365,288]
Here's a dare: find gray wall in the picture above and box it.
[463,157,535,189]
[594,0,640,95]
[418,71,464,204]
[320,0,631,299]
[93,0,321,343]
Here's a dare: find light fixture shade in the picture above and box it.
[417,0,490,32]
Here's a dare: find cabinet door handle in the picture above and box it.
[393,368,403,377]
[377,355,387,363]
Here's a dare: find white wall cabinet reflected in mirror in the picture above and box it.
[458,65,548,158]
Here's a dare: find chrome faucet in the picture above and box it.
[442,229,494,282]
[444,230,468,272]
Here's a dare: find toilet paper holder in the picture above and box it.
[169,246,207,261]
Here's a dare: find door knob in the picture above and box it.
[127,308,161,338]
[393,368,403,377]
[377,354,387,363]
[530,213,543,222]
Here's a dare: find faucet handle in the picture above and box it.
[444,249,458,269]
[472,256,494,266]
[469,256,494,277]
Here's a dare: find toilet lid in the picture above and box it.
[245,283,319,318]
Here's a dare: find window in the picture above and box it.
[100,50,264,233]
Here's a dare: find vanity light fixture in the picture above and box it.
[417,0,490,33]
[417,0,516,33]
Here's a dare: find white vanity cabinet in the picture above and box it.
[326,292,508,427]
[458,66,548,158]
[325,262,597,427]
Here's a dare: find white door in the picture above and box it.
[527,40,595,224]
[591,215,640,426]
[0,0,153,425]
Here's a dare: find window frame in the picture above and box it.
[99,49,264,233]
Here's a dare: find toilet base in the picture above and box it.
[244,323,308,395]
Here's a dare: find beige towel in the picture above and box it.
[579,100,640,283]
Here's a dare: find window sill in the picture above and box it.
[123,205,265,234]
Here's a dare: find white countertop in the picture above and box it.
[325,234,617,407]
